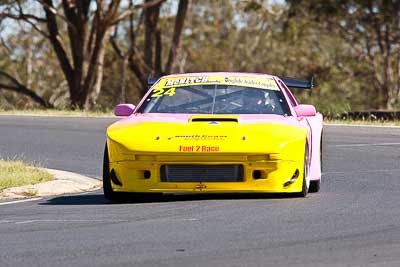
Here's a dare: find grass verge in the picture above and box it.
[0,160,53,192]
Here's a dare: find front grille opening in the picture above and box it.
[160,164,244,182]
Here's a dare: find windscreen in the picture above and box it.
[137,76,291,115]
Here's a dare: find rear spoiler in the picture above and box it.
[279,76,313,89]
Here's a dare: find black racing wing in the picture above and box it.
[279,76,313,89]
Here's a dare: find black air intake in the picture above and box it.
[161,165,244,182]
[190,118,238,123]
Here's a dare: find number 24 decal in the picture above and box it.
[151,87,176,97]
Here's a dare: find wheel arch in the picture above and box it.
[306,113,323,181]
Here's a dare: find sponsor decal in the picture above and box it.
[179,145,220,152]
[150,87,176,98]
[165,76,209,86]
[159,75,279,90]
[224,77,278,90]
[175,135,227,140]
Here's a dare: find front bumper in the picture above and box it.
[108,152,305,194]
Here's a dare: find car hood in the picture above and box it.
[107,113,307,155]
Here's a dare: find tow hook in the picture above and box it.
[195,182,207,190]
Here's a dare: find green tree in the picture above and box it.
[287,0,400,110]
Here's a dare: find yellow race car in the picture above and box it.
[103,72,323,200]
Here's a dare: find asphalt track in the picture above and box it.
[1,116,400,266]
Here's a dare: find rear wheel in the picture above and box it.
[309,134,322,193]
[309,180,320,193]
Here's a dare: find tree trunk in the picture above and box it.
[144,0,161,75]
[111,0,189,98]
[380,25,391,110]
[380,84,390,110]
[120,54,129,103]
[165,0,189,73]
[85,27,113,109]
[41,0,123,109]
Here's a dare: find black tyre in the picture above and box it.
[103,144,160,202]
[103,144,120,201]
[296,172,308,198]
[309,180,320,193]
[295,143,309,198]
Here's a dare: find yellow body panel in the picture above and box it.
[106,118,307,194]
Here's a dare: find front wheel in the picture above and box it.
[103,144,121,201]
[103,144,160,202]
[295,143,309,198]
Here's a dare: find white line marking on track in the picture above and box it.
[5,218,198,225]
[172,218,198,222]
[0,197,42,206]
[326,123,400,128]
[332,142,400,147]
[15,220,36,224]
[324,169,400,175]
[13,219,127,224]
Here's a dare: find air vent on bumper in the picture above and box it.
[160,165,244,182]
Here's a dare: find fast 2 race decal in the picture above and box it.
[150,75,280,98]
[179,145,220,152]
[176,135,224,152]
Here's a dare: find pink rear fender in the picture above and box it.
[307,113,323,181]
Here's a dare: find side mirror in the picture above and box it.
[114,104,136,116]
[294,104,316,117]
